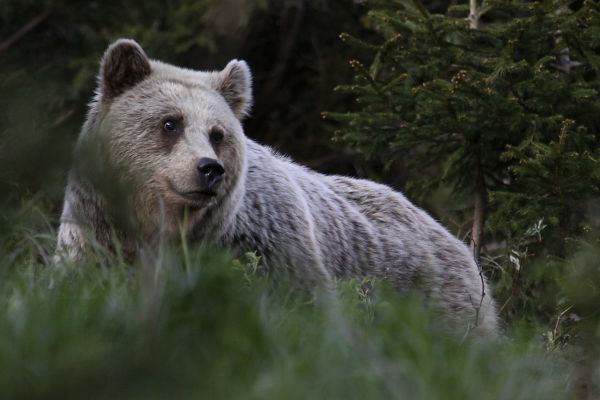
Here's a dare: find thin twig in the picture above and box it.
[0,9,53,56]
[470,242,486,329]
[552,305,573,343]
[498,264,521,315]
[498,292,513,315]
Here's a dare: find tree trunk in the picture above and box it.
[468,0,479,29]
[468,0,485,260]
[471,167,486,259]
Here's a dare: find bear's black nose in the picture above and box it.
[197,157,225,191]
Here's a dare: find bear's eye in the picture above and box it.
[162,118,181,135]
[209,127,224,145]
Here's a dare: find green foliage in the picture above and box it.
[329,0,600,325]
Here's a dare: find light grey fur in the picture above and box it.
[57,39,498,337]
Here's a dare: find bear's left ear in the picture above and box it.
[211,60,253,119]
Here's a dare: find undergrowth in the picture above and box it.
[0,205,597,400]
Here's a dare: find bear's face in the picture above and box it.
[86,39,252,237]
[106,74,246,211]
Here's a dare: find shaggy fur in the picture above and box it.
[57,39,498,337]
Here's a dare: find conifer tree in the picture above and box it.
[328,0,600,320]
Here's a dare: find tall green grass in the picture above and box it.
[0,205,596,399]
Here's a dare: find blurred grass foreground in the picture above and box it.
[0,234,581,400]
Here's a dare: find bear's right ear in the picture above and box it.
[99,39,151,101]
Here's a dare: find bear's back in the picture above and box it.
[234,139,389,280]
[234,139,469,286]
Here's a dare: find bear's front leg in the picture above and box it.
[55,220,87,263]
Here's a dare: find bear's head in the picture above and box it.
[78,39,252,239]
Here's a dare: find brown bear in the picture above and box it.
[57,39,498,337]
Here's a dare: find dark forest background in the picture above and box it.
[1,1,599,398]
[0,0,373,200]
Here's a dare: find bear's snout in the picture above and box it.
[197,158,225,192]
